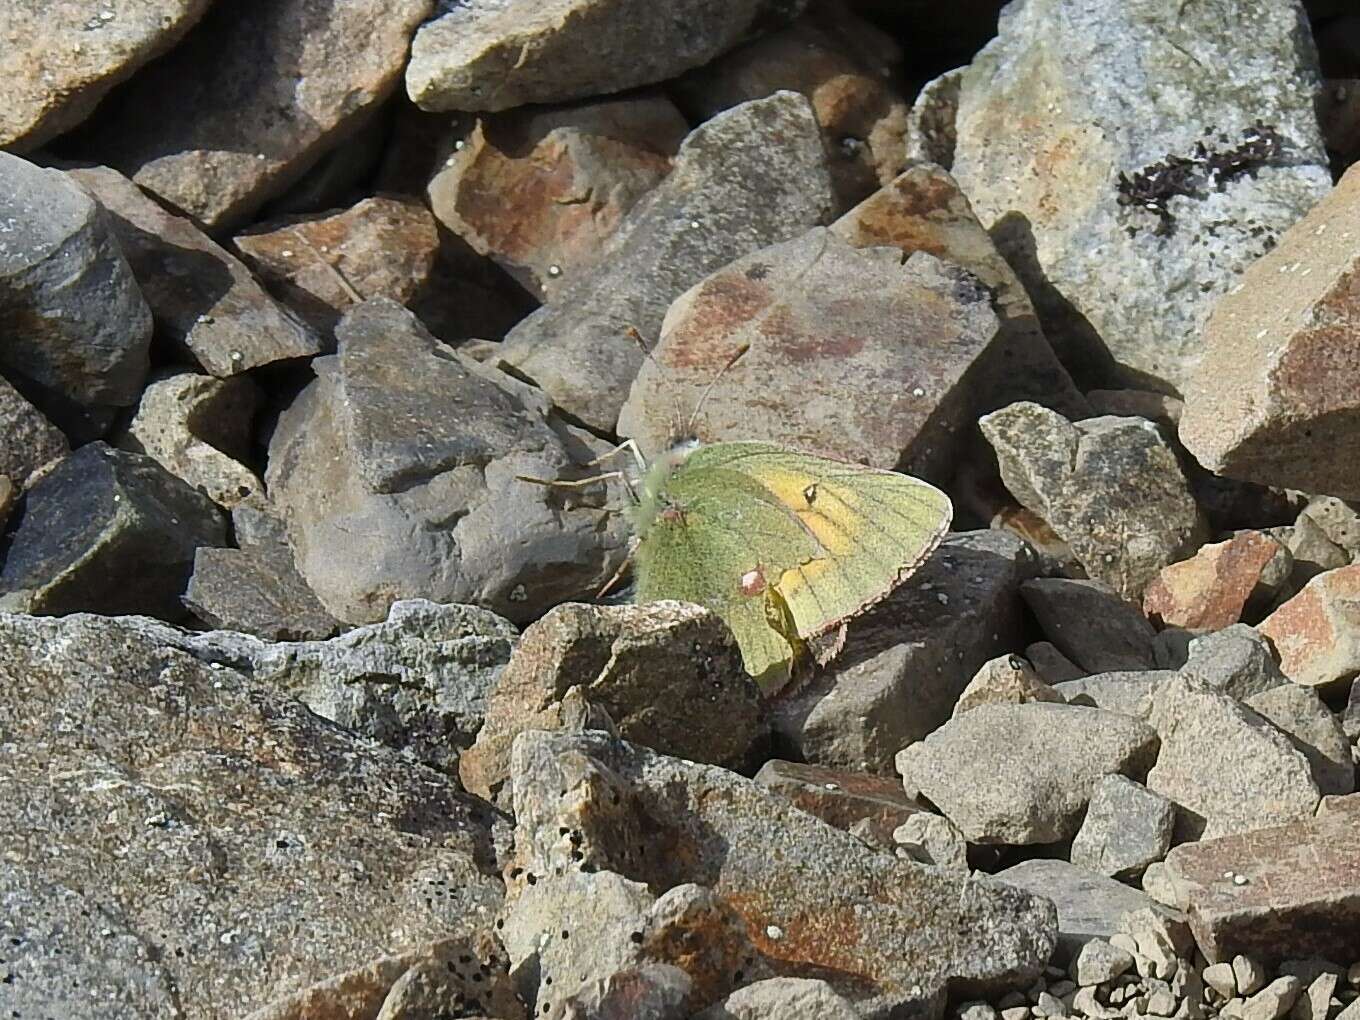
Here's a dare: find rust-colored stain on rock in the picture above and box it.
[665,274,773,370]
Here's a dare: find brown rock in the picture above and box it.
[753,760,926,848]
[1259,565,1360,688]
[1160,797,1360,965]
[1026,641,1086,684]
[428,94,687,303]
[1181,164,1360,499]
[0,475,13,532]
[1143,532,1284,632]
[1320,79,1360,170]
[0,375,68,487]
[904,68,963,168]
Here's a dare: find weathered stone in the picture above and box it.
[370,937,524,1020]
[0,476,12,532]
[954,653,1065,717]
[0,443,226,619]
[693,978,861,1020]
[1259,565,1360,688]
[428,95,687,303]
[896,703,1159,844]
[1297,496,1360,559]
[1021,578,1158,674]
[1287,971,1339,1020]
[905,68,964,167]
[981,404,1206,600]
[773,530,1037,774]
[70,0,434,230]
[991,504,1083,578]
[1240,977,1303,1020]
[266,298,628,626]
[0,152,151,439]
[509,730,1057,1018]
[502,92,835,434]
[1146,675,1320,841]
[1074,939,1136,986]
[1053,671,1172,720]
[67,165,321,377]
[1244,684,1355,796]
[0,372,68,487]
[952,0,1331,394]
[1205,962,1240,999]
[1178,625,1289,700]
[406,0,808,113]
[1027,641,1086,684]
[119,371,263,510]
[185,545,342,641]
[460,601,764,801]
[0,612,500,1018]
[557,964,693,1020]
[621,229,1002,478]
[1180,164,1360,499]
[1143,533,1285,632]
[755,760,925,850]
[1270,512,1350,601]
[892,812,969,873]
[1070,775,1176,878]
[1320,78,1360,170]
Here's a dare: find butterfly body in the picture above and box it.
[629,440,952,692]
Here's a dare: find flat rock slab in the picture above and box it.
[1160,797,1360,965]
[1259,564,1360,688]
[1020,578,1158,674]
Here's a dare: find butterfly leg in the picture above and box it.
[582,437,648,478]
[595,541,635,598]
[515,470,627,489]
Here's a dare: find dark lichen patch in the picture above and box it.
[1117,121,1289,236]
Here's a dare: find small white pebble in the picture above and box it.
[280,249,294,258]
[690,219,701,229]
[547,264,563,278]
[229,350,244,362]
[912,387,926,397]
[823,783,839,791]
[1232,873,1249,886]
[766,924,783,940]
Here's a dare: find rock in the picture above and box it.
[0,1,213,151]
[958,1003,999,1020]
[502,92,836,434]
[1346,681,1360,742]
[1233,960,1271,1000]
[1180,163,1360,499]
[265,298,628,626]
[951,0,1331,393]
[1259,566,1360,688]
[69,0,434,231]
[0,475,12,531]
[1289,971,1340,1020]
[1027,641,1087,684]
[1054,671,1172,719]
[1178,625,1289,700]
[980,404,1206,600]
[1022,578,1161,676]
[773,530,1038,773]
[905,68,964,167]
[1146,675,1320,841]
[672,8,909,211]
[1085,390,1184,429]
[557,964,693,1020]
[1204,962,1240,998]
[831,163,1088,420]
[367,938,525,1020]
[1297,496,1360,559]
[1070,775,1176,878]
[428,95,687,303]
[1271,512,1351,600]
[405,0,808,113]
[0,611,501,1017]
[0,373,68,487]
[1075,939,1136,986]
[0,443,226,619]
[895,703,1159,844]
[1244,684,1355,796]
[693,978,861,1020]
[66,165,321,377]
[954,653,1065,716]
[509,730,1057,1017]
[1143,532,1285,632]
[994,859,1178,961]
[754,760,926,850]
[621,229,1003,478]
[460,601,764,801]
[892,812,969,872]
[184,544,342,641]
[0,152,151,439]
[119,372,263,510]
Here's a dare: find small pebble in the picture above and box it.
[1234,955,1267,997]
[1204,962,1238,999]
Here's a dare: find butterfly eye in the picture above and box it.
[802,484,818,506]
[740,568,767,596]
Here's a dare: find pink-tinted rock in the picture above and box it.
[1143,532,1284,632]
[1259,564,1360,688]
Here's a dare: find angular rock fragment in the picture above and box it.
[558,964,693,1020]
[0,373,68,487]
[1021,578,1159,674]
[754,760,926,849]
[0,476,12,533]
[954,654,1065,717]
[1143,532,1284,632]
[1026,641,1086,684]
[1053,671,1173,719]
[1259,565,1360,688]
[1244,684,1355,796]
[1270,513,1351,604]
[1069,775,1175,878]
[905,68,964,167]
[1178,625,1289,700]
[185,545,341,642]
[1297,496,1360,559]
[892,812,969,873]
[693,978,861,1020]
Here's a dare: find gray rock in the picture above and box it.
[184,544,341,641]
[1074,939,1136,986]
[1054,671,1174,719]
[951,0,1331,394]
[1146,675,1320,841]
[266,298,628,625]
[895,703,1159,844]
[366,937,525,1020]
[508,730,1057,1018]
[773,530,1039,773]
[1244,684,1355,796]
[0,152,151,439]
[1070,775,1176,878]
[502,92,836,434]
[905,68,964,168]
[1270,512,1350,601]
[955,654,1065,716]
[892,812,969,872]
[0,611,500,1018]
[0,443,226,620]
[1205,962,1240,999]
[1179,625,1289,700]
[1298,497,1360,560]
[0,475,12,532]
[67,165,321,377]
[694,978,861,1020]
[1021,578,1159,673]
[1235,958,1270,998]
[1027,640,1087,684]
[68,0,433,230]
[1346,681,1360,742]
[0,372,68,487]
[1241,977,1301,1020]
[406,0,808,112]
[1289,971,1340,1020]
[982,404,1205,599]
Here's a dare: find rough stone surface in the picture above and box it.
[0,443,226,619]
[557,964,693,1019]
[1178,625,1289,700]
[1180,163,1360,499]
[0,611,501,1018]
[0,373,68,487]
[1297,496,1360,559]
[266,298,628,626]
[0,476,12,533]
[1069,775,1176,878]
[620,229,1003,478]
[1074,939,1136,986]
[905,68,964,168]
[460,601,765,801]
[1146,675,1321,841]
[0,152,151,439]
[895,703,1159,844]
[693,978,861,1020]
[755,760,926,850]
[1160,797,1360,965]
[67,165,321,377]
[951,0,1332,394]
[1143,532,1284,632]
[891,812,969,873]
[1021,578,1158,674]
[1053,671,1173,719]
[773,530,1038,774]
[1271,511,1351,603]
[1244,684,1355,797]
[185,544,342,641]
[428,95,687,303]
[406,0,809,112]
[1259,565,1360,688]
[981,404,1206,600]
[508,730,1057,1018]
[1026,641,1086,684]
[70,0,436,230]
[954,653,1065,717]
[501,92,836,434]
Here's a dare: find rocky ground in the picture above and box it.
[3,0,1360,1018]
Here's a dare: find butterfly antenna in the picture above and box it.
[626,324,689,448]
[684,342,750,439]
